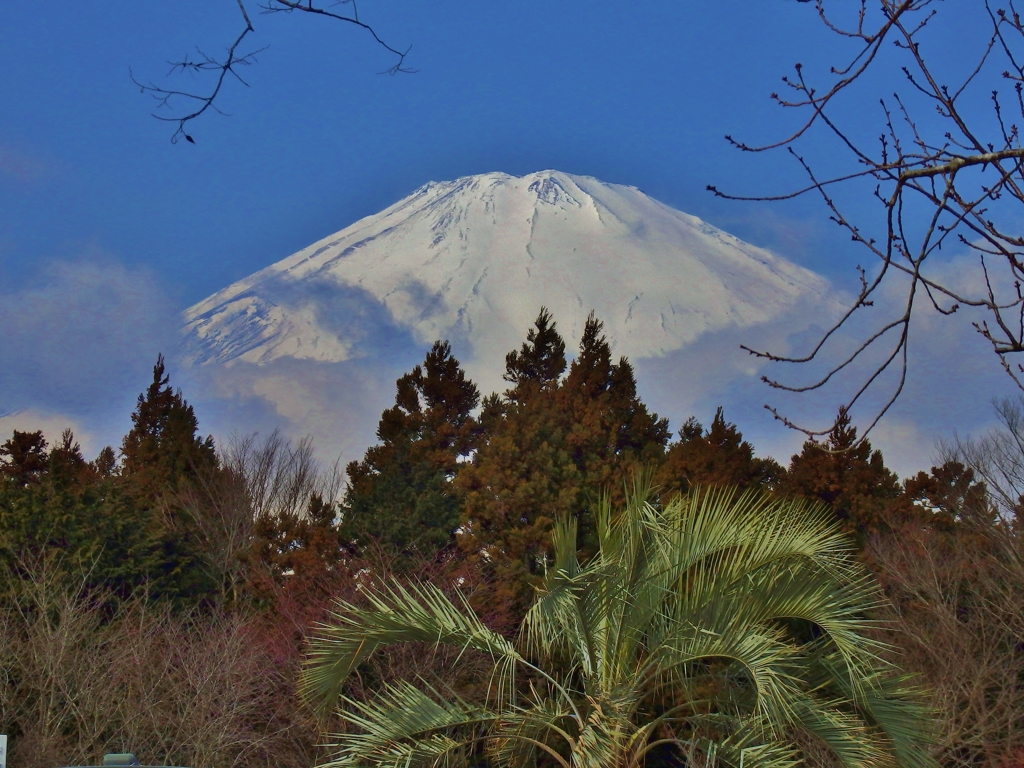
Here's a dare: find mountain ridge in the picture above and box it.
[182,170,829,374]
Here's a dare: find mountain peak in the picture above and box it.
[182,171,827,378]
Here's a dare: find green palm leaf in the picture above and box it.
[302,580,521,717]
[302,478,937,768]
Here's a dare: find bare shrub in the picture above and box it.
[944,398,1024,524]
[177,430,345,604]
[868,524,1024,768]
[0,561,113,768]
[0,558,315,768]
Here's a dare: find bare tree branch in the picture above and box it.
[133,0,412,144]
[717,0,1024,442]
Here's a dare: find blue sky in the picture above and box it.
[0,1,1016,475]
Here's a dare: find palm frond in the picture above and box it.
[814,654,938,768]
[786,689,893,768]
[525,513,594,668]
[301,580,521,717]
[306,478,937,768]
[324,679,493,768]
[713,732,804,768]
[485,696,577,768]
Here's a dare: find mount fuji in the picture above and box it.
[180,170,835,462]
[183,171,827,371]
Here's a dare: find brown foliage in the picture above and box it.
[869,520,1024,768]
[656,407,783,498]
[780,409,905,541]
[456,311,668,609]
[0,559,315,768]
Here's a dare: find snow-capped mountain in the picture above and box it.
[182,171,828,376]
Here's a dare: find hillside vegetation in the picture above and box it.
[1,310,1020,768]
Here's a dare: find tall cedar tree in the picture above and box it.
[457,311,576,598]
[457,310,669,605]
[655,408,784,498]
[503,307,566,398]
[557,312,669,513]
[780,408,903,543]
[119,355,220,603]
[121,354,218,497]
[342,340,480,555]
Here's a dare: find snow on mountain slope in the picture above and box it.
[182,170,829,374]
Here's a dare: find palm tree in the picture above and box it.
[301,480,935,768]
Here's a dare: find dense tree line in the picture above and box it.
[1,308,1021,768]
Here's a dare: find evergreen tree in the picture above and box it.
[902,459,991,531]
[0,429,153,600]
[121,354,217,498]
[48,429,91,487]
[457,311,577,601]
[342,340,480,555]
[118,354,220,604]
[457,310,669,605]
[558,312,669,515]
[457,384,580,595]
[780,408,903,542]
[656,407,784,498]
[92,446,117,477]
[503,306,566,397]
[0,430,49,485]
[248,492,349,600]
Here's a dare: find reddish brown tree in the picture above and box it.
[780,408,903,542]
[656,407,783,499]
[457,310,668,606]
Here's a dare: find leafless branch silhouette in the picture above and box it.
[132,0,413,144]
[712,0,1024,443]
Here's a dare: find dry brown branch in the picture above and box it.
[175,429,344,603]
[869,523,1024,768]
[715,0,1024,442]
[0,557,317,768]
[133,0,412,143]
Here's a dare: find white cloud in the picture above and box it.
[0,409,95,457]
[0,259,179,453]
[184,354,424,467]
[6,241,1017,485]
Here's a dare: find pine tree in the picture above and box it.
[902,460,991,531]
[342,340,480,555]
[119,354,220,604]
[557,312,669,525]
[457,310,669,605]
[656,407,784,498]
[48,429,91,487]
[503,306,566,397]
[0,428,153,600]
[248,492,349,600]
[92,446,117,477]
[780,408,903,542]
[456,382,580,595]
[0,430,49,485]
[121,354,217,498]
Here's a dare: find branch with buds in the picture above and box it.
[715,0,1024,443]
[133,0,413,144]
